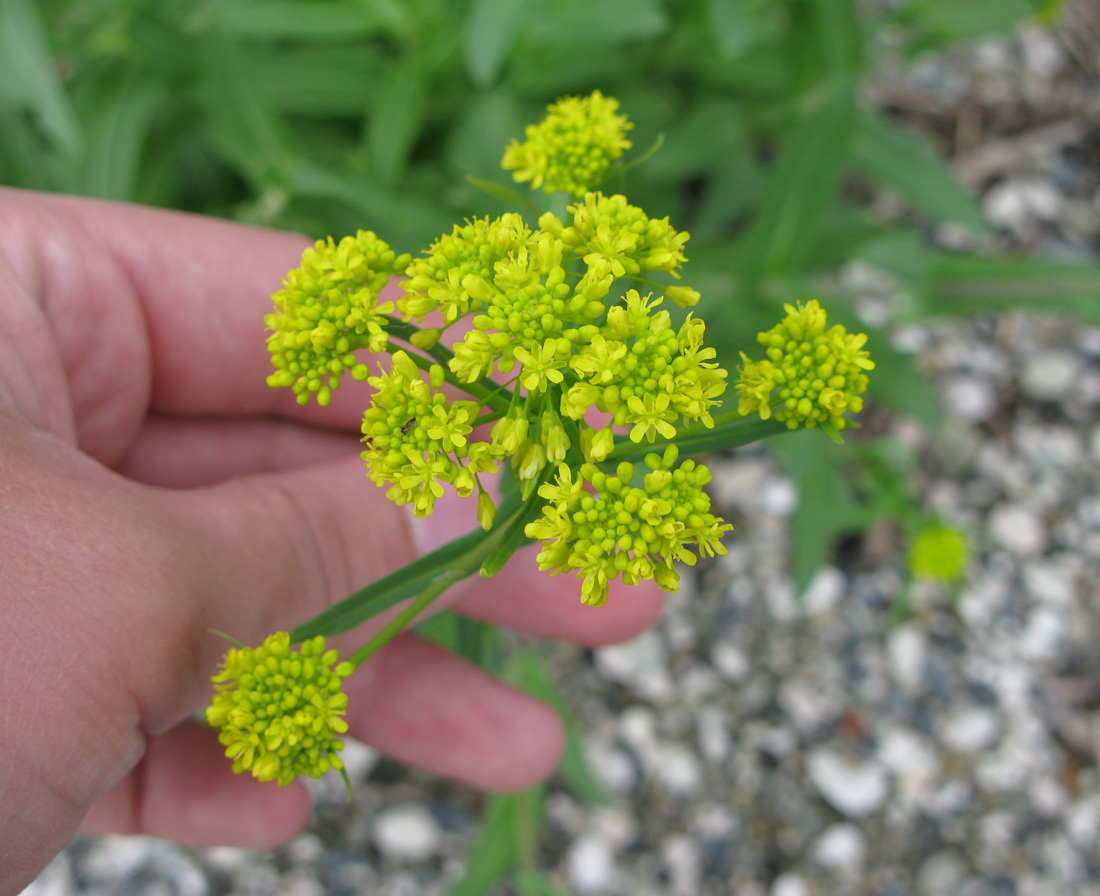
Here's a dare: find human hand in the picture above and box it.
[0,189,664,895]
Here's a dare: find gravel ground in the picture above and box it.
[20,10,1100,896]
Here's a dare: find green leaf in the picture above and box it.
[73,68,167,200]
[515,871,573,896]
[464,0,530,87]
[524,0,667,45]
[0,0,82,159]
[732,79,858,282]
[366,56,429,185]
[448,793,521,896]
[448,787,545,896]
[608,417,789,463]
[851,108,986,232]
[466,176,541,215]
[479,468,553,578]
[417,610,499,668]
[200,0,411,43]
[290,489,527,642]
[891,0,1033,55]
[769,430,866,594]
[924,254,1100,323]
[508,650,608,805]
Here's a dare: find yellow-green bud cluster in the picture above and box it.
[541,193,693,294]
[502,90,633,198]
[361,351,498,518]
[736,300,874,431]
[908,525,969,583]
[389,190,719,509]
[266,231,410,406]
[399,214,532,324]
[525,446,732,607]
[206,633,353,786]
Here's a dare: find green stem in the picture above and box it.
[383,316,514,413]
[347,579,447,668]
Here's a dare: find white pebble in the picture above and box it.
[886,624,927,693]
[371,804,441,863]
[758,476,798,517]
[806,747,889,817]
[802,566,846,614]
[988,504,1047,555]
[1020,350,1081,402]
[567,834,616,895]
[654,742,702,796]
[812,823,867,873]
[942,707,1001,752]
[711,641,751,682]
[595,631,671,701]
[770,872,811,896]
[942,375,996,422]
[1017,606,1066,661]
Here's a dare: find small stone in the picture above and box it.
[371,804,441,863]
[811,823,867,873]
[1017,606,1066,661]
[758,476,798,517]
[595,631,671,701]
[886,624,927,693]
[917,850,968,896]
[1020,350,1081,402]
[587,741,637,795]
[802,566,845,615]
[942,375,996,422]
[653,742,702,796]
[988,504,1047,555]
[711,641,751,682]
[568,834,616,895]
[661,834,703,896]
[806,747,889,817]
[770,872,811,896]
[942,707,1001,752]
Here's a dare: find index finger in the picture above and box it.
[7,188,372,429]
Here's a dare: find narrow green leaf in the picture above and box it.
[467,176,541,215]
[891,0,1032,55]
[851,108,986,232]
[770,430,865,595]
[608,417,789,462]
[464,0,530,87]
[515,871,573,896]
[202,0,410,42]
[367,56,428,185]
[74,70,167,200]
[524,0,667,45]
[732,80,858,281]
[448,793,521,896]
[290,489,526,642]
[480,468,552,578]
[508,650,608,805]
[0,0,82,159]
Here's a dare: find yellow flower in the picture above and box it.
[266,231,406,406]
[502,91,633,198]
[908,525,969,583]
[736,300,874,432]
[206,633,353,786]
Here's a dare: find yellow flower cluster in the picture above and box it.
[206,633,353,786]
[736,300,874,432]
[367,193,724,518]
[502,91,633,198]
[361,351,498,520]
[525,446,732,606]
[908,525,969,583]
[266,231,410,406]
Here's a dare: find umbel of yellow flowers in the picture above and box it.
[206,633,353,786]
